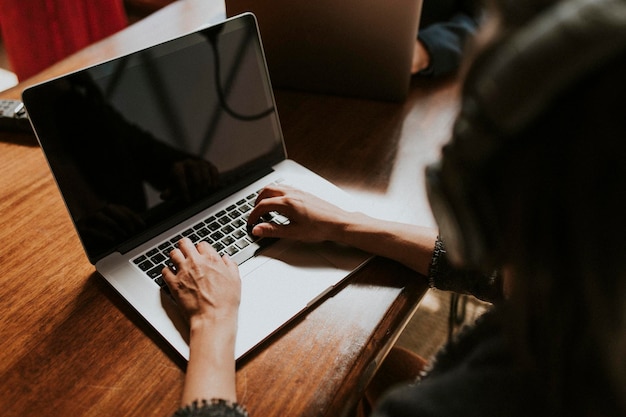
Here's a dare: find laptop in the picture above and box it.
[226,0,423,101]
[22,13,370,361]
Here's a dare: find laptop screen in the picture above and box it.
[23,14,285,263]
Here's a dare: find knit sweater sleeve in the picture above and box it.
[172,399,249,417]
[427,236,503,303]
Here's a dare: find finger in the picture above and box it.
[169,247,185,265]
[220,253,242,277]
[251,221,294,239]
[248,197,292,227]
[195,240,219,258]
[176,237,197,257]
[161,263,176,283]
[161,261,180,293]
[254,184,287,205]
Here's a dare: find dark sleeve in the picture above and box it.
[172,399,249,417]
[417,12,478,77]
[427,236,503,303]
[371,311,546,417]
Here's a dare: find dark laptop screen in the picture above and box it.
[23,14,284,263]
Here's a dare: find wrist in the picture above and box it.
[190,312,237,338]
[332,210,375,246]
[183,315,238,406]
[327,208,363,244]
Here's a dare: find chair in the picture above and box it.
[0,0,128,81]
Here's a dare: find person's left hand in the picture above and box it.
[161,238,241,325]
[412,40,431,74]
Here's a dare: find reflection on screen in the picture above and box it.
[25,15,284,261]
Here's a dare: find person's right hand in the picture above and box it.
[247,184,351,242]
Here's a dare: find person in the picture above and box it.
[163,0,626,415]
[412,0,480,76]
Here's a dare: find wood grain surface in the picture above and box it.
[0,1,460,416]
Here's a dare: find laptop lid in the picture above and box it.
[23,13,285,264]
[225,0,423,101]
[23,13,373,361]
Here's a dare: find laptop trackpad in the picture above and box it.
[234,241,350,356]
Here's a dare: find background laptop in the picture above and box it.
[226,0,423,101]
[22,13,370,361]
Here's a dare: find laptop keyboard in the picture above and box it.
[131,182,288,288]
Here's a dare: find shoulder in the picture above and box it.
[372,310,548,417]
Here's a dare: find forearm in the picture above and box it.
[181,317,238,407]
[332,211,438,276]
[249,186,438,275]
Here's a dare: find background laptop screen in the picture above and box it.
[24,14,284,263]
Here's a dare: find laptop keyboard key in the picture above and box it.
[147,265,164,279]
[137,259,154,271]
[225,246,238,256]
[132,182,283,285]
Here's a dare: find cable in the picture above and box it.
[208,29,275,122]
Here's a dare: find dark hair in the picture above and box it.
[499,51,626,416]
[467,2,626,414]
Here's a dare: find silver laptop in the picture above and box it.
[22,13,370,360]
[226,0,423,101]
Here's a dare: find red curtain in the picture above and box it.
[0,0,128,80]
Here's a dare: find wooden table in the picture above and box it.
[0,1,460,416]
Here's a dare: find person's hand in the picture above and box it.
[163,238,240,406]
[412,40,431,74]
[161,238,241,325]
[247,184,350,242]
